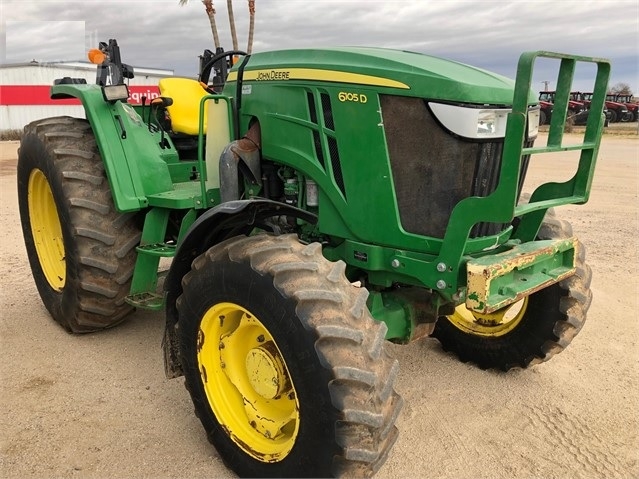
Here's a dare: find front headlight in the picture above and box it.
[527,107,540,138]
[429,103,540,140]
[429,103,510,139]
[102,84,130,103]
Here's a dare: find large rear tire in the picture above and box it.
[178,234,402,477]
[431,214,592,371]
[17,117,141,332]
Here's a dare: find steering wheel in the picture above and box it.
[199,50,248,86]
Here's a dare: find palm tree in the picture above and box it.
[227,0,238,51]
[247,0,255,54]
[179,0,221,50]
[180,0,255,53]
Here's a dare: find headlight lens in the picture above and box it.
[102,84,130,102]
[429,102,540,140]
[429,103,510,139]
[527,107,540,138]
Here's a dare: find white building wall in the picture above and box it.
[0,62,171,85]
[1,62,173,130]
[1,105,86,130]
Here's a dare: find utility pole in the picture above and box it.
[541,80,551,92]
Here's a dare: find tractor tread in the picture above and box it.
[79,256,119,274]
[69,197,111,215]
[62,170,104,186]
[18,116,140,333]
[74,226,116,246]
[181,234,402,477]
[54,147,94,160]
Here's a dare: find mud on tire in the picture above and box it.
[17,116,141,332]
[178,234,402,477]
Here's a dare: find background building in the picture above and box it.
[0,61,173,131]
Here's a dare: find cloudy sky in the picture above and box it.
[1,0,638,93]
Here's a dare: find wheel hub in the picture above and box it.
[245,342,288,399]
[198,302,300,462]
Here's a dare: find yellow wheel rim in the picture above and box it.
[447,297,529,337]
[28,169,66,291]
[198,302,300,462]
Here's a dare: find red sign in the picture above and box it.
[0,85,160,106]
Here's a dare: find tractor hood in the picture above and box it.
[229,47,535,106]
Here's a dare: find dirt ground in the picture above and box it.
[1,132,637,479]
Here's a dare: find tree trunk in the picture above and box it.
[247,0,255,54]
[227,0,238,51]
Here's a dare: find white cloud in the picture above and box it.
[5,21,86,63]
[1,0,637,91]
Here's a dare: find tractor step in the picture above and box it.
[136,242,177,257]
[125,291,165,310]
[146,181,209,209]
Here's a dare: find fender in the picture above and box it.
[162,199,317,378]
[50,83,177,212]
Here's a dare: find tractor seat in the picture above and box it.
[158,77,209,135]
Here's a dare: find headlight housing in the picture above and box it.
[428,102,540,140]
[102,84,129,103]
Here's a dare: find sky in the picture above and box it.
[1,0,638,94]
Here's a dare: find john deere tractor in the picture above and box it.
[17,35,609,477]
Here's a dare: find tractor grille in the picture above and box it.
[381,95,531,239]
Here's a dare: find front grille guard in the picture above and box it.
[431,51,610,297]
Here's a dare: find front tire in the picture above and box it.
[431,214,592,370]
[178,234,402,477]
[539,109,547,126]
[17,117,141,332]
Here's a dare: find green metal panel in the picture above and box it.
[227,47,536,104]
[512,53,610,241]
[49,86,235,215]
[50,85,237,309]
[225,49,608,306]
[51,84,177,212]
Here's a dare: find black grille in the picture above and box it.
[321,93,335,130]
[307,91,318,123]
[313,131,325,168]
[381,95,528,239]
[327,136,346,197]
[307,92,325,168]
[318,92,344,197]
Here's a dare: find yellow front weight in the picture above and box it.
[197,302,300,462]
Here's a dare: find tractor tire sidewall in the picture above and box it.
[18,130,80,329]
[179,251,339,477]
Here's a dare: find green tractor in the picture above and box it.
[17,35,609,477]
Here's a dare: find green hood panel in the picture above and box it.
[235,47,535,105]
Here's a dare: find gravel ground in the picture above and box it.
[1,132,637,478]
